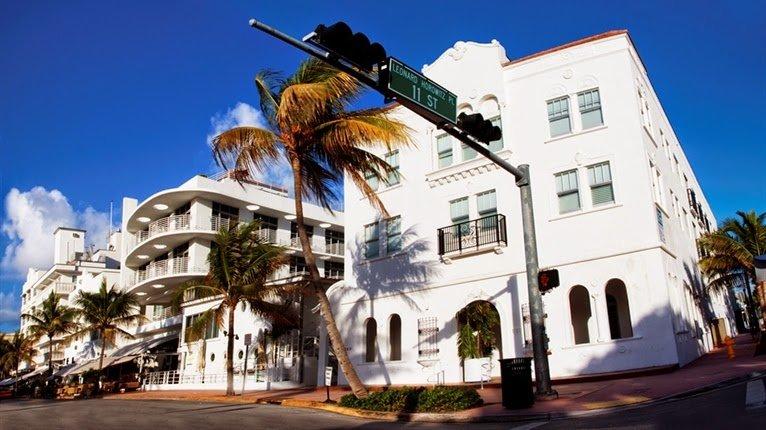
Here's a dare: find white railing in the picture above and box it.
[278,238,344,256]
[143,366,286,387]
[131,256,191,286]
[151,307,179,322]
[135,214,191,245]
[53,282,76,295]
[210,216,238,232]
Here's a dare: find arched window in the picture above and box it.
[389,314,401,361]
[605,279,633,339]
[569,285,592,344]
[365,318,377,362]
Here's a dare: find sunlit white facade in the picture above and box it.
[330,31,736,386]
[120,173,344,388]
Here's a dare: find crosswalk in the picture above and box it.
[745,377,766,410]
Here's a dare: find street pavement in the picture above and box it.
[1,375,764,429]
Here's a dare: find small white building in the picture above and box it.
[119,172,344,388]
[329,30,736,386]
[19,227,122,370]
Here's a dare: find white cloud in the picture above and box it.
[207,102,293,192]
[1,187,116,278]
[0,291,19,325]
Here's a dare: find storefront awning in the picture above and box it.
[108,333,179,357]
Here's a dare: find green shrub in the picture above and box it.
[416,386,482,412]
[338,386,482,413]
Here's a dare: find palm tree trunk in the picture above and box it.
[226,305,235,396]
[48,335,53,374]
[743,272,760,333]
[290,156,368,398]
[97,331,106,394]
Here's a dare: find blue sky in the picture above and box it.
[1,1,764,331]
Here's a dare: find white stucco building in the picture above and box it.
[119,172,344,388]
[328,30,736,386]
[19,228,122,370]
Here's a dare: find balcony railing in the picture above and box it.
[131,256,191,286]
[150,307,180,322]
[53,282,76,295]
[279,237,344,255]
[135,214,191,244]
[210,216,238,232]
[437,214,507,256]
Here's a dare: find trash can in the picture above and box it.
[499,357,534,409]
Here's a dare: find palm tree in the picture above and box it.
[0,332,37,392]
[211,58,411,398]
[173,220,296,396]
[72,279,144,387]
[699,210,766,327]
[22,291,79,373]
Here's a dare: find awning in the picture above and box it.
[19,367,48,380]
[0,377,15,387]
[60,355,138,376]
[108,333,179,357]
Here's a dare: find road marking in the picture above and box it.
[745,378,766,409]
[511,422,546,430]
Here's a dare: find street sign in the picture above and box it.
[244,333,252,346]
[324,366,333,386]
[386,57,457,124]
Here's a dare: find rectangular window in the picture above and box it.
[547,97,571,137]
[386,216,402,254]
[449,197,469,224]
[477,190,497,217]
[487,116,503,152]
[364,222,380,259]
[657,207,666,243]
[290,222,313,240]
[555,170,580,213]
[450,197,470,235]
[212,202,239,221]
[587,162,614,206]
[364,169,379,191]
[323,261,344,279]
[639,88,652,131]
[289,256,308,276]
[461,143,477,161]
[578,89,603,129]
[436,135,453,168]
[253,214,278,242]
[185,313,219,341]
[384,150,400,186]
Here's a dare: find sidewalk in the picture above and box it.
[109,335,765,421]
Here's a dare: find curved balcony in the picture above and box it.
[278,237,345,258]
[126,216,237,267]
[127,256,207,301]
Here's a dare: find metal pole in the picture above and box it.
[241,344,249,395]
[517,165,554,396]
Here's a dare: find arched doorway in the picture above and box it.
[569,285,592,344]
[605,279,633,339]
[456,300,502,382]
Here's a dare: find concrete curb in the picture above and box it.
[278,369,766,423]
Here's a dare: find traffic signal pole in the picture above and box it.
[248,18,556,397]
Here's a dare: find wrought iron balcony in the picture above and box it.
[437,214,507,256]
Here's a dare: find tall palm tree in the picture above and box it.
[212,58,411,398]
[0,331,37,392]
[173,220,296,396]
[22,291,79,373]
[699,210,766,326]
[73,279,144,386]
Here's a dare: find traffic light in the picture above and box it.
[309,22,387,71]
[457,112,502,144]
[538,269,560,294]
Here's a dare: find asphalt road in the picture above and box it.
[1,376,763,430]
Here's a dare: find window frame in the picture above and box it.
[384,150,400,186]
[364,221,380,259]
[436,134,453,168]
[385,215,402,254]
[554,169,581,214]
[586,162,614,207]
[577,88,603,130]
[547,96,572,137]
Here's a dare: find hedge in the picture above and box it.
[338,386,482,413]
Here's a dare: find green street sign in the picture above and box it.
[386,57,457,124]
